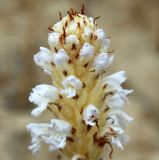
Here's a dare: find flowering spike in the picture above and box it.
[27,6,133,160]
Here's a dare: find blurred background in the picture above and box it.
[0,0,159,160]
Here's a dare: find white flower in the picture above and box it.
[103,71,133,108]
[29,84,59,116]
[67,22,77,33]
[100,38,111,53]
[106,92,128,109]
[107,110,133,129]
[103,71,127,90]
[83,104,99,126]
[88,17,94,22]
[66,35,79,45]
[53,49,69,68]
[91,52,114,73]
[60,76,82,98]
[34,47,53,75]
[94,29,106,41]
[103,125,127,149]
[48,32,60,49]
[53,21,63,33]
[28,136,41,154]
[82,26,92,41]
[79,42,95,62]
[27,119,71,153]
[28,8,133,159]
[84,27,92,36]
[111,132,129,149]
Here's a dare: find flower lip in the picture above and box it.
[27,119,72,153]
[48,32,60,48]
[79,42,95,60]
[83,104,99,126]
[91,52,114,73]
[53,49,69,67]
[29,84,59,116]
[60,75,82,98]
[34,47,53,74]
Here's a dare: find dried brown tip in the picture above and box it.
[65,21,68,28]
[107,49,114,53]
[66,137,74,142]
[48,27,54,32]
[104,107,110,112]
[70,8,77,15]
[63,27,66,38]
[71,127,77,135]
[83,62,89,68]
[72,43,77,50]
[90,33,93,40]
[81,4,85,14]
[59,11,62,20]
[72,94,79,100]
[67,10,74,20]
[94,16,100,24]
[53,103,62,111]
[63,70,68,76]
[77,22,81,28]
[54,47,58,52]
[106,142,113,159]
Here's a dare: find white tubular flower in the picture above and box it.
[28,6,133,160]
[60,76,82,98]
[102,71,133,109]
[106,92,128,109]
[94,29,106,41]
[67,22,78,33]
[79,42,95,62]
[109,126,126,149]
[83,104,99,126]
[103,71,127,90]
[111,134,129,149]
[82,26,92,41]
[27,119,71,153]
[34,47,53,75]
[53,49,69,68]
[48,32,60,49]
[66,35,79,45]
[100,38,111,53]
[29,84,59,116]
[53,21,63,33]
[107,110,133,129]
[91,52,114,74]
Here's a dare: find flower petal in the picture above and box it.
[53,49,69,67]
[48,32,60,48]
[91,52,114,73]
[83,104,99,126]
[103,71,127,88]
[34,47,53,74]
[60,76,82,98]
[27,119,71,153]
[107,110,133,129]
[29,84,59,116]
[94,29,106,41]
[80,42,95,61]
[66,35,79,45]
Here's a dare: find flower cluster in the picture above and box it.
[27,6,133,160]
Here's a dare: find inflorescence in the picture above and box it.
[27,5,133,160]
